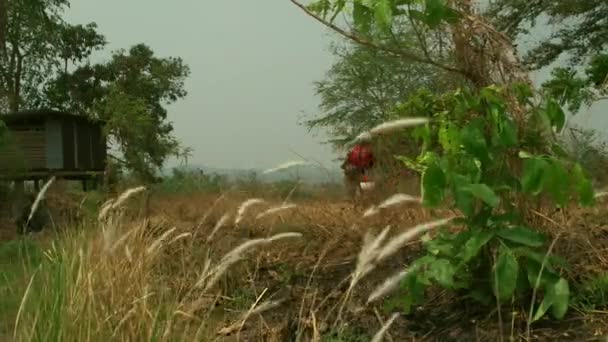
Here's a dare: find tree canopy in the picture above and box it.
[0,0,191,181]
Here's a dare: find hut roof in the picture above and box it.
[1,109,105,125]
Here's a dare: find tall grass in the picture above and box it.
[8,187,305,341]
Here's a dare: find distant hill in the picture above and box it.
[163,164,342,184]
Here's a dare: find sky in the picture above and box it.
[64,0,340,171]
[64,0,607,170]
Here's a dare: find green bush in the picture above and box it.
[387,83,595,322]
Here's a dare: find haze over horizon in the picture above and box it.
[64,0,608,172]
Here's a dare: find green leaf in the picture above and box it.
[512,247,558,273]
[438,121,460,153]
[452,175,475,216]
[460,119,489,162]
[353,1,373,33]
[550,278,569,319]
[374,0,393,30]
[408,9,426,22]
[421,158,446,207]
[461,183,501,208]
[499,117,518,147]
[424,0,446,28]
[328,0,347,22]
[428,259,456,288]
[546,98,566,132]
[497,226,545,248]
[533,277,570,321]
[572,164,595,206]
[424,236,456,257]
[545,159,569,206]
[518,150,533,159]
[468,287,493,305]
[395,154,423,172]
[460,230,494,262]
[521,157,548,195]
[533,288,553,322]
[493,245,519,301]
[526,259,560,290]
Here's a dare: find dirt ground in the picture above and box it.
[2,188,608,341]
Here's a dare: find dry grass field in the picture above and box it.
[1,181,608,341]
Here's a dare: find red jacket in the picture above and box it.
[346,144,374,169]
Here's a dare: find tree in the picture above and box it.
[45,44,191,181]
[486,0,607,114]
[486,0,607,70]
[0,0,191,181]
[307,40,460,148]
[0,0,73,111]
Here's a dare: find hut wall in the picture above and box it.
[45,119,63,169]
[0,123,46,169]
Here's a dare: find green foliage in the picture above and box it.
[0,0,190,182]
[540,54,608,114]
[487,0,607,70]
[382,84,596,321]
[572,273,608,311]
[45,43,191,181]
[307,40,457,149]
[155,168,228,194]
[487,1,607,114]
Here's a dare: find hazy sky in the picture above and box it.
[65,0,339,170]
[64,1,607,170]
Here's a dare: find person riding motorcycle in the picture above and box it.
[341,132,375,201]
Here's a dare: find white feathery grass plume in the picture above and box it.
[376,217,454,262]
[146,227,177,255]
[197,232,303,291]
[234,198,265,225]
[282,180,302,205]
[109,226,138,253]
[98,186,146,221]
[369,117,430,135]
[351,226,391,289]
[367,268,412,304]
[26,176,56,227]
[98,199,114,221]
[113,186,146,209]
[207,213,231,242]
[363,193,421,217]
[262,160,308,174]
[378,193,421,209]
[371,313,400,342]
[198,192,228,227]
[169,232,192,245]
[363,206,380,218]
[255,203,297,220]
[266,232,303,242]
[594,190,608,199]
[246,299,286,316]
